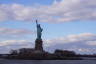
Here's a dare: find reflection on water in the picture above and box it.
[0,59,96,64]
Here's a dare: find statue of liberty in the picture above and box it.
[36,20,43,40]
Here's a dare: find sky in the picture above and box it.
[0,0,96,54]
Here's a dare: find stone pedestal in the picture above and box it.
[35,39,43,52]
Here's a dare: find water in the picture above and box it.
[0,59,96,64]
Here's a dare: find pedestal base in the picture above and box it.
[35,39,43,52]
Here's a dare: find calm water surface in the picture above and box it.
[0,59,96,64]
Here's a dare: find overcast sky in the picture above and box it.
[0,0,96,54]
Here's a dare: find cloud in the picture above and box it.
[45,33,96,45]
[0,27,33,36]
[86,41,96,46]
[0,40,33,53]
[0,40,30,46]
[0,0,96,22]
[44,33,96,54]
